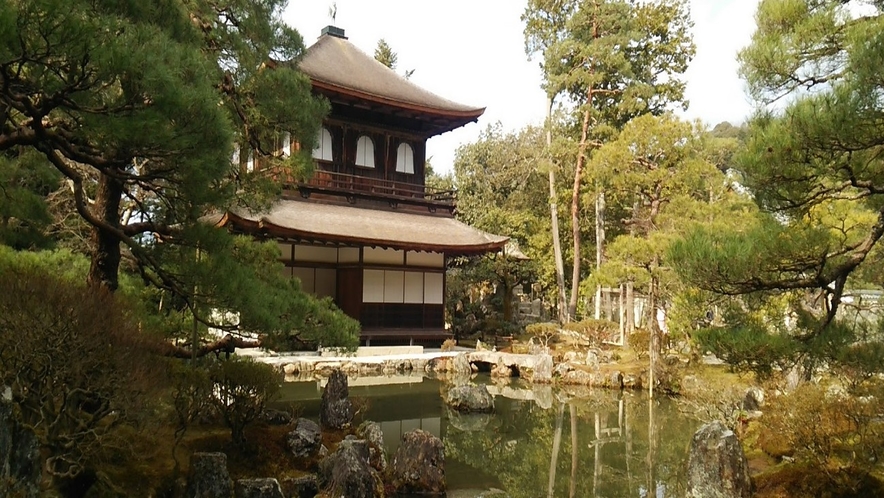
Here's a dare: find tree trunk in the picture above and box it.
[648,259,661,398]
[647,197,663,397]
[570,6,600,320]
[604,288,613,321]
[569,104,592,320]
[502,281,514,323]
[626,281,635,334]
[547,402,565,498]
[619,284,626,345]
[570,403,578,498]
[646,396,656,496]
[546,97,568,323]
[593,412,601,497]
[87,173,123,291]
[594,191,605,319]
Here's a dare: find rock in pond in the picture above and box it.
[234,478,283,498]
[686,421,752,498]
[451,353,472,376]
[446,384,494,413]
[319,438,382,498]
[287,418,322,458]
[529,353,554,383]
[390,429,445,496]
[186,452,233,498]
[356,421,387,472]
[320,369,353,429]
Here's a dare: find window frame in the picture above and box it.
[312,127,333,162]
[395,142,415,174]
[355,134,375,168]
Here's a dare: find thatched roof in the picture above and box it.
[299,28,484,136]
[220,199,508,255]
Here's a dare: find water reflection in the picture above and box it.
[278,375,699,497]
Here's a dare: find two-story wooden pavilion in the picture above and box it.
[219,26,508,345]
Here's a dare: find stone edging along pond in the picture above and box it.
[254,349,650,390]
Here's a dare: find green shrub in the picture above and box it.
[525,322,559,348]
[834,341,884,390]
[629,328,650,359]
[170,361,215,429]
[562,319,618,346]
[209,358,282,445]
[441,338,457,351]
[694,326,799,380]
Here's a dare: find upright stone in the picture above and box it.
[609,371,624,389]
[532,353,554,383]
[390,429,445,496]
[451,353,471,376]
[320,369,353,430]
[686,421,752,498]
[187,452,233,498]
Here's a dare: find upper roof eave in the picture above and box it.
[298,33,485,134]
[311,79,485,121]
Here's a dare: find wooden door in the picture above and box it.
[336,268,362,320]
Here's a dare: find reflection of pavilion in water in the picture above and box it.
[278,377,684,497]
[276,374,444,451]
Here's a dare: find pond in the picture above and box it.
[277,374,701,498]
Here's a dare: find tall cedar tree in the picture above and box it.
[523,0,694,320]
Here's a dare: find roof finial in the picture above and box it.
[328,2,337,24]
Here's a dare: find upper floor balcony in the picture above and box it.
[289,162,457,214]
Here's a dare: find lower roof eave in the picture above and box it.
[225,215,507,256]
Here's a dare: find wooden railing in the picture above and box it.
[291,167,457,212]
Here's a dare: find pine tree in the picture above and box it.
[0,0,358,351]
[523,0,695,320]
[374,38,398,69]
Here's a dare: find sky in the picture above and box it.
[283,0,762,174]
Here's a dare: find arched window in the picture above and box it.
[396,142,415,174]
[355,135,375,168]
[312,127,333,161]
